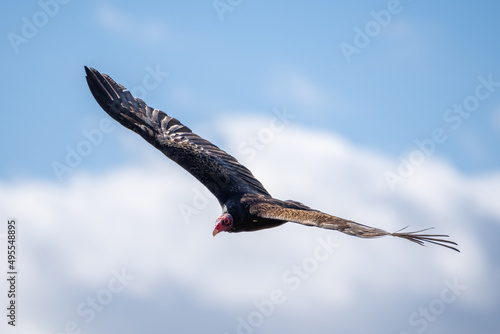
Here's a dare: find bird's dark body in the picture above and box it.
[85,66,459,252]
[223,194,287,232]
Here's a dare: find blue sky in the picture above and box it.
[1,0,500,180]
[1,1,500,334]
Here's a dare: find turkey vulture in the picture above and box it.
[85,66,459,252]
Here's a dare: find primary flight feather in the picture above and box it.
[85,66,459,252]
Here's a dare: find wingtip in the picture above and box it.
[391,228,460,252]
[84,66,93,80]
[84,65,96,76]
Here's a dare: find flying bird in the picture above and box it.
[85,66,459,252]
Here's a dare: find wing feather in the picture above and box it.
[249,200,459,251]
[85,66,270,204]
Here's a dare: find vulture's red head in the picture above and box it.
[213,213,234,236]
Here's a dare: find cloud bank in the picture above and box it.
[1,116,498,334]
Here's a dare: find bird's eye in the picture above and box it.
[222,219,231,226]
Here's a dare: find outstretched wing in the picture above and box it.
[85,66,270,204]
[249,200,459,252]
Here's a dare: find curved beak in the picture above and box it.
[212,227,220,237]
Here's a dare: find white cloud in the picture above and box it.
[0,117,498,333]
